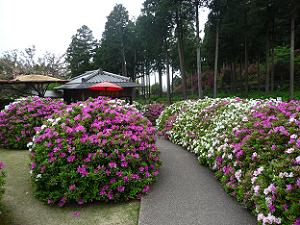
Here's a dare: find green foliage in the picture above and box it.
[0,162,5,201]
[66,25,97,77]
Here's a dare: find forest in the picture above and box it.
[0,0,299,102]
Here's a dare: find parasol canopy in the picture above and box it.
[89,82,123,92]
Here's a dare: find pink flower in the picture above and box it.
[0,161,5,170]
[108,161,117,168]
[286,184,293,191]
[142,185,150,193]
[58,197,66,207]
[77,165,88,177]
[69,184,76,191]
[123,176,129,182]
[31,162,36,170]
[77,199,84,205]
[67,155,75,162]
[117,186,125,192]
[72,211,80,218]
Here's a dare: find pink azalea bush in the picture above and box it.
[0,96,65,149]
[0,161,5,200]
[157,98,300,225]
[30,97,161,206]
[144,103,165,126]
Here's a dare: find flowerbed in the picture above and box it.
[157,97,300,225]
[0,96,65,149]
[0,161,5,200]
[144,103,165,126]
[30,97,161,206]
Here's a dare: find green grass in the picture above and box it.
[0,149,140,225]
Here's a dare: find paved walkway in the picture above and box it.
[138,138,257,225]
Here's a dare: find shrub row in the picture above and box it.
[157,97,300,225]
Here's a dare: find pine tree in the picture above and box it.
[66,25,96,77]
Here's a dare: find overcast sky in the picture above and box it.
[0,0,209,57]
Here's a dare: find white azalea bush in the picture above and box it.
[156,100,195,139]
[157,97,300,225]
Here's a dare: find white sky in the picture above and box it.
[0,0,209,57]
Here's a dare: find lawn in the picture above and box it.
[0,149,140,225]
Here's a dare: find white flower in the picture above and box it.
[251,177,257,184]
[290,134,298,139]
[27,142,33,148]
[289,117,295,123]
[253,167,264,177]
[296,156,300,164]
[254,185,260,195]
[285,148,294,154]
[36,174,42,179]
[29,170,33,174]
[235,170,242,182]
[40,125,47,130]
[242,116,248,122]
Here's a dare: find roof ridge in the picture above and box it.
[82,69,102,83]
[70,70,94,81]
[103,71,130,81]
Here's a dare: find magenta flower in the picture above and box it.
[117,186,125,192]
[69,184,76,191]
[30,162,36,170]
[77,165,88,177]
[67,155,75,162]
[72,211,81,218]
[0,161,5,170]
[142,185,150,193]
[108,161,117,168]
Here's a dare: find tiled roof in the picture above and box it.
[56,69,139,89]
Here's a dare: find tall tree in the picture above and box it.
[95,4,130,76]
[66,25,96,77]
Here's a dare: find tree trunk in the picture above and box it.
[231,62,236,92]
[158,66,163,97]
[265,26,270,93]
[176,9,187,99]
[290,8,295,99]
[171,66,174,94]
[244,36,249,96]
[213,21,219,98]
[195,1,203,99]
[257,56,261,91]
[142,64,145,99]
[165,41,172,105]
[121,39,127,77]
[270,17,275,92]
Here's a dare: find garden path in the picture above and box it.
[138,138,257,225]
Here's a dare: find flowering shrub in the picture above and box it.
[157,98,300,225]
[156,100,195,138]
[132,101,146,114]
[144,103,165,126]
[0,96,65,149]
[30,97,161,206]
[0,161,5,200]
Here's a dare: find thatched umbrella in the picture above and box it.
[0,74,68,97]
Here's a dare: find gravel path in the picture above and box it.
[138,138,257,225]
